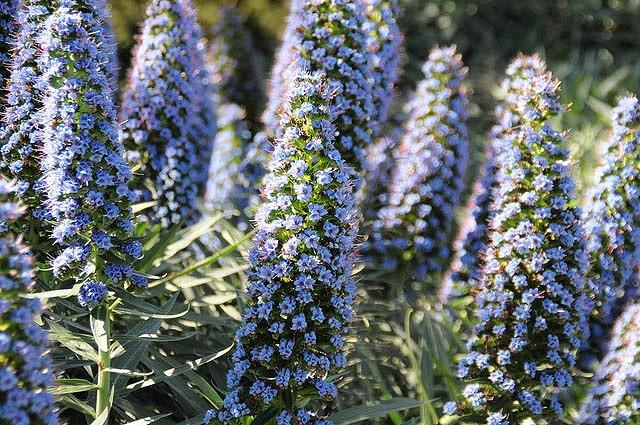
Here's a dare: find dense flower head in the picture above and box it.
[204,69,358,425]
[363,0,401,136]
[38,0,146,305]
[209,6,263,124]
[0,0,19,101]
[579,303,640,423]
[449,56,591,422]
[582,95,640,348]
[0,179,58,425]
[362,46,469,279]
[97,0,119,90]
[121,0,210,227]
[0,1,58,241]
[288,0,374,172]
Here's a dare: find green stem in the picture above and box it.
[94,305,112,417]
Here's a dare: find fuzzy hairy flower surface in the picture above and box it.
[39,0,146,305]
[450,56,591,423]
[363,46,469,279]
[209,7,263,125]
[583,96,640,348]
[120,0,210,228]
[0,179,58,425]
[579,302,640,423]
[0,0,19,102]
[363,0,401,136]
[205,70,357,425]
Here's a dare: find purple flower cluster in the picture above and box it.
[38,0,146,307]
[363,0,401,137]
[579,302,640,423]
[97,0,119,91]
[204,70,358,425]
[0,179,58,425]
[209,7,263,125]
[0,0,19,101]
[363,46,469,279]
[120,0,213,227]
[448,56,591,422]
[582,96,640,348]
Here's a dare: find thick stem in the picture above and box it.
[94,305,111,417]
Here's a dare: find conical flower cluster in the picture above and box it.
[363,0,401,136]
[447,56,591,423]
[204,70,358,425]
[0,0,19,102]
[0,178,58,425]
[120,0,212,227]
[579,302,640,423]
[363,46,469,279]
[39,0,146,307]
[582,95,640,345]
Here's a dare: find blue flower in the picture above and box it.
[0,0,19,101]
[451,55,591,422]
[38,0,146,305]
[363,46,469,279]
[120,0,212,228]
[204,71,357,425]
[582,95,640,351]
[0,178,58,425]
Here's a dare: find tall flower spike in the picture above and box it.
[362,46,469,279]
[204,69,358,425]
[96,0,119,91]
[0,1,58,248]
[578,302,640,423]
[39,0,146,306]
[582,96,640,350]
[121,0,206,227]
[0,0,19,103]
[0,178,58,425]
[363,0,401,136]
[440,55,548,303]
[209,6,263,125]
[446,56,591,423]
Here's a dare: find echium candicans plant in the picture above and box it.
[582,95,640,349]
[204,69,358,425]
[0,178,58,425]
[444,56,592,424]
[209,6,263,126]
[38,0,146,307]
[121,0,205,228]
[0,0,19,103]
[440,55,548,303]
[288,0,374,173]
[578,302,640,424]
[362,46,469,279]
[363,0,401,137]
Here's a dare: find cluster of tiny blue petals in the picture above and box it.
[363,0,401,136]
[448,56,591,423]
[579,302,640,423]
[291,0,374,172]
[582,95,640,350]
[0,0,19,102]
[0,178,58,425]
[120,0,206,227]
[204,70,357,425]
[38,0,146,306]
[362,46,469,279]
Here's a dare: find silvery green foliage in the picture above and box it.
[447,56,591,423]
[579,302,640,423]
[0,179,58,425]
[120,0,209,228]
[204,70,357,425]
[363,46,469,279]
[363,0,401,136]
[39,0,146,306]
[583,96,640,348]
[209,6,262,124]
[0,0,19,102]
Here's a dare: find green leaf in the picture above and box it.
[22,283,82,299]
[58,394,96,417]
[328,398,423,425]
[50,378,98,395]
[122,413,172,425]
[160,214,224,261]
[47,321,99,362]
[132,200,157,214]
